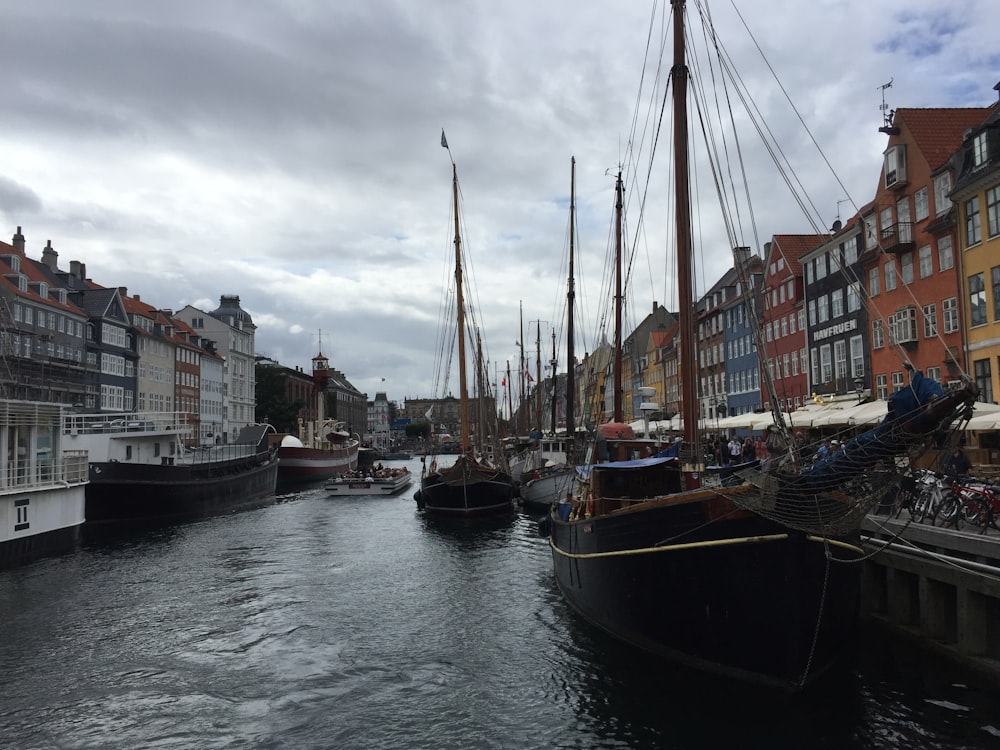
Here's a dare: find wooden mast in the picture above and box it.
[673,0,700,485]
[535,319,542,431]
[613,169,624,423]
[566,157,577,461]
[452,164,471,454]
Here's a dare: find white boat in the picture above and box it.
[325,467,412,497]
[1,400,88,567]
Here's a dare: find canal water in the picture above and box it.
[2,457,999,749]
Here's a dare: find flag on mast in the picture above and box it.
[441,129,448,149]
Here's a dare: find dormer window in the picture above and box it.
[884,144,907,188]
[973,132,988,169]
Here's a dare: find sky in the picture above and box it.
[1,0,998,406]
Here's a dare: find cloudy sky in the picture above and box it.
[1,0,997,405]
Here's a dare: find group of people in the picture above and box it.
[707,434,767,466]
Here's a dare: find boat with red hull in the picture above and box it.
[273,349,359,489]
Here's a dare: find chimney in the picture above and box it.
[70,260,82,278]
[134,294,141,302]
[733,246,751,268]
[12,226,25,253]
[118,286,128,298]
[41,240,58,269]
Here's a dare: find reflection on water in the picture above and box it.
[1,457,999,749]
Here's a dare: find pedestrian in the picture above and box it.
[742,436,754,463]
[941,444,972,477]
[728,436,743,464]
[754,435,767,461]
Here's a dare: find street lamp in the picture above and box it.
[853,376,865,403]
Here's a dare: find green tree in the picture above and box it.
[255,364,305,433]
[406,420,432,439]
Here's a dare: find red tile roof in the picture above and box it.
[894,107,993,171]
[769,234,827,277]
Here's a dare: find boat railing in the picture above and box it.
[62,411,194,436]
[174,443,261,465]
[1,449,89,493]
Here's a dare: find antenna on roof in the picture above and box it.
[878,78,894,129]
[836,198,851,223]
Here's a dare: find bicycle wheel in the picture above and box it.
[936,495,962,529]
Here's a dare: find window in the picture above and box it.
[789,313,796,334]
[820,344,832,383]
[884,144,906,187]
[994,266,1000,322]
[974,359,994,403]
[850,335,864,377]
[966,196,982,246]
[808,299,816,326]
[914,187,929,221]
[864,215,877,249]
[880,206,894,240]
[831,289,843,318]
[933,172,952,216]
[973,132,988,168]
[817,295,829,323]
[895,307,918,343]
[815,254,827,280]
[844,238,858,265]
[869,267,880,297]
[943,297,959,333]
[938,236,954,271]
[918,245,933,278]
[926,366,941,383]
[834,339,847,381]
[876,374,888,400]
[884,261,897,291]
[810,348,819,387]
[897,197,912,242]
[900,251,914,284]
[805,262,813,284]
[848,282,861,313]
[892,371,905,392]
[872,319,885,349]
[923,303,937,338]
[987,185,1000,238]
[970,272,986,326]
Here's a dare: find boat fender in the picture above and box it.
[414,489,425,509]
[537,515,550,537]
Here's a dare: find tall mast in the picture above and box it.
[613,169,624,424]
[566,157,576,458]
[519,302,526,435]
[549,329,557,436]
[535,319,542,432]
[452,164,471,453]
[673,0,700,481]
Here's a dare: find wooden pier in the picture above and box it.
[861,514,1000,681]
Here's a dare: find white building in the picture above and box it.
[175,295,257,443]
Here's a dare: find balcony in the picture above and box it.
[880,222,915,255]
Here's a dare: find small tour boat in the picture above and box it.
[325,467,412,497]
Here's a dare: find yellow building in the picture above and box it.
[949,102,1000,402]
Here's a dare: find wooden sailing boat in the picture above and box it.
[544,0,978,691]
[415,147,515,517]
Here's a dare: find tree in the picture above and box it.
[405,420,432,439]
[255,364,304,433]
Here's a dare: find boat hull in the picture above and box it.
[520,465,577,511]
[325,473,413,497]
[418,459,515,516]
[85,457,279,525]
[1,485,86,568]
[549,496,861,691]
[276,444,359,488]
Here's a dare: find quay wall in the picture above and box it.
[861,515,1000,682]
